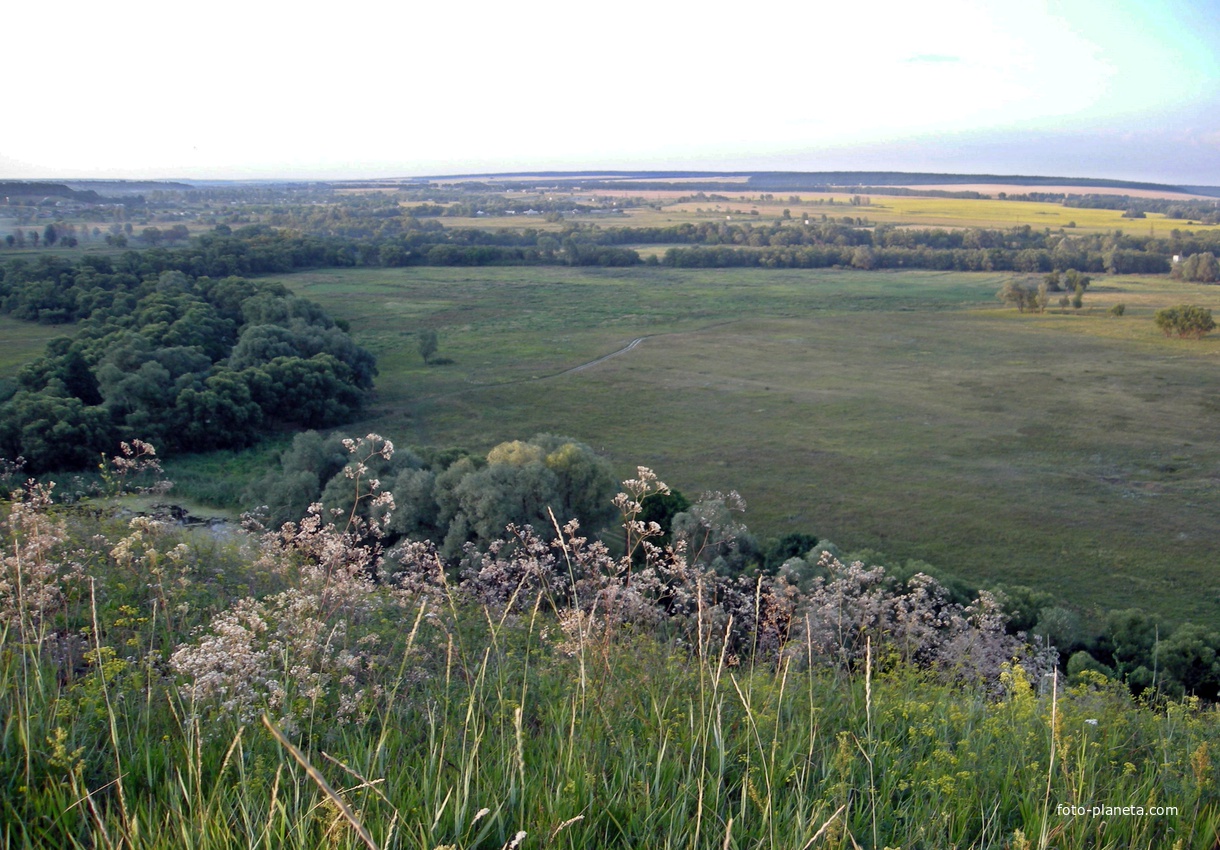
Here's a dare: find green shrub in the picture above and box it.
[1155,304,1216,339]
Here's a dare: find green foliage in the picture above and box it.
[672,490,760,574]
[1159,624,1220,700]
[1031,606,1084,654]
[997,278,1041,312]
[1062,268,1091,292]
[763,531,820,573]
[1174,251,1220,283]
[418,328,438,364]
[992,585,1057,634]
[5,474,1220,849]
[1155,304,1216,339]
[0,389,112,470]
[245,430,358,527]
[1066,650,1115,681]
[246,432,616,556]
[638,488,692,554]
[1094,608,1166,693]
[0,256,375,471]
[434,434,616,556]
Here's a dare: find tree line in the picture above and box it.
[12,209,1220,277]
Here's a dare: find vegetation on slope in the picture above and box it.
[2,442,1219,848]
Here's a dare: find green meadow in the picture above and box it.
[0,315,73,377]
[269,266,1220,628]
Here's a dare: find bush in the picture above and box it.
[1154,304,1216,339]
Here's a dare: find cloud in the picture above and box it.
[904,54,962,63]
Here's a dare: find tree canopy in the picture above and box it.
[0,256,375,472]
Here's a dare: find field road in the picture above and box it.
[414,322,736,403]
[559,337,647,375]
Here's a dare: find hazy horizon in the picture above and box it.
[7,0,1219,186]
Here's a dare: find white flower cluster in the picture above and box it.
[170,587,383,734]
[0,483,84,644]
[173,435,403,735]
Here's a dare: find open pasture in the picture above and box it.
[273,266,1220,627]
[0,314,72,377]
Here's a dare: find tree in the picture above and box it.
[1154,305,1215,339]
[850,246,876,270]
[431,435,616,556]
[997,279,1038,313]
[1159,624,1220,699]
[418,329,438,364]
[1035,281,1050,313]
[244,430,351,526]
[1062,269,1090,293]
[1174,252,1220,283]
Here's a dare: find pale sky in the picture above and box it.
[5,0,1219,185]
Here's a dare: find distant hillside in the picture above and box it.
[0,181,108,203]
[413,170,1216,198]
[0,180,193,205]
[62,179,194,194]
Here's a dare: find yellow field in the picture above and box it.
[863,196,1219,232]
[636,193,1220,233]
[418,185,1220,235]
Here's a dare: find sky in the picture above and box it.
[5,0,1220,185]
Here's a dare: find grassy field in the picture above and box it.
[0,315,71,377]
[269,266,1220,628]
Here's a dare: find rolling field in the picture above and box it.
[271,266,1220,628]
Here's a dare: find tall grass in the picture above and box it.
[3,459,1220,848]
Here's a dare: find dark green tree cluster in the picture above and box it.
[1173,252,1220,283]
[1154,304,1216,339]
[1057,193,1220,224]
[996,279,1045,312]
[247,432,617,558]
[0,262,375,472]
[1065,609,1220,700]
[998,270,1091,313]
[43,211,1191,278]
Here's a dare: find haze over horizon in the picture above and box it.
[7,0,1219,186]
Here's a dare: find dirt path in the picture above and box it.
[558,336,648,375]
[410,321,735,406]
